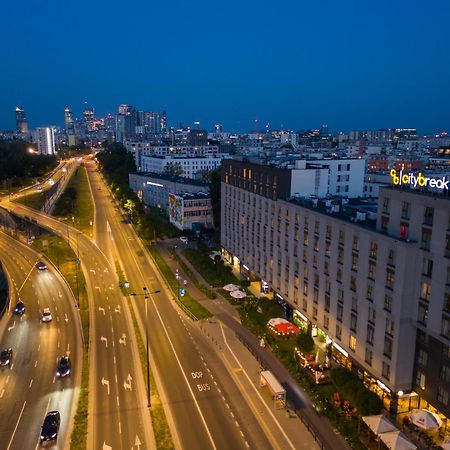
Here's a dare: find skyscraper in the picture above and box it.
[35,127,56,155]
[116,104,137,142]
[15,106,28,134]
[83,108,94,132]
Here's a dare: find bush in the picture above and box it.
[330,367,352,387]
[296,332,315,353]
[355,390,383,416]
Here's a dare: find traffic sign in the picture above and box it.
[179,288,185,297]
[124,282,130,289]
[75,259,81,265]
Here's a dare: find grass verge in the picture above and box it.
[114,261,174,449]
[32,233,90,450]
[149,246,212,320]
[53,167,94,236]
[16,191,47,210]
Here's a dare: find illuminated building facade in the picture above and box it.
[15,106,28,134]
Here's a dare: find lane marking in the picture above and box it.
[6,401,26,450]
[29,379,33,388]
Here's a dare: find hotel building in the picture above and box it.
[221,158,450,417]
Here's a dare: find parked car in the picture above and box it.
[0,349,13,367]
[40,411,60,443]
[41,308,52,323]
[13,301,25,315]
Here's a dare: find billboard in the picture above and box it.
[168,194,183,229]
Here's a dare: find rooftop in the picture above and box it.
[131,171,210,187]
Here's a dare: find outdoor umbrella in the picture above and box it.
[409,409,443,430]
[378,431,416,450]
[362,415,397,435]
[223,284,240,292]
[230,290,247,299]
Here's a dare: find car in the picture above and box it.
[56,356,71,378]
[0,349,13,367]
[13,301,25,315]
[36,261,47,271]
[179,236,188,243]
[41,308,52,323]
[40,411,60,443]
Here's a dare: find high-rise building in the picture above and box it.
[35,127,56,155]
[137,111,162,136]
[188,129,208,146]
[116,104,137,142]
[83,108,94,132]
[64,107,76,146]
[15,106,28,134]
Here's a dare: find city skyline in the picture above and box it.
[1,0,449,134]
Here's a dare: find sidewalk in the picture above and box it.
[157,241,352,450]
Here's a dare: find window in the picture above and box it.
[368,261,376,279]
[422,258,433,278]
[368,306,376,324]
[353,236,359,251]
[420,282,431,302]
[381,216,389,233]
[323,315,329,330]
[339,230,345,245]
[386,269,395,289]
[350,276,357,292]
[401,201,410,220]
[438,386,449,406]
[324,260,329,275]
[418,302,428,326]
[337,304,343,322]
[442,317,450,339]
[421,228,432,251]
[370,242,378,259]
[351,253,358,271]
[365,347,373,365]
[440,364,450,383]
[447,267,450,285]
[423,207,434,226]
[313,288,319,304]
[400,222,409,241]
[325,241,331,257]
[303,230,309,246]
[325,293,330,312]
[336,324,342,340]
[314,237,319,252]
[349,336,357,351]
[367,324,374,345]
[338,246,344,264]
[382,197,390,214]
[326,225,332,240]
[388,250,395,266]
[302,297,307,312]
[303,248,307,262]
[325,279,331,294]
[382,362,390,380]
[415,371,426,390]
[417,349,428,367]
[446,235,450,258]
[314,220,319,234]
[313,306,318,320]
[351,296,358,312]
[350,313,357,332]
[384,336,393,359]
[303,281,308,296]
[336,267,342,283]
[338,288,344,303]
[385,317,394,336]
[444,293,450,312]
[366,284,374,301]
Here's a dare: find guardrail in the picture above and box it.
[0,261,10,318]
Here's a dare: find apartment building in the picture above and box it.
[221,158,450,417]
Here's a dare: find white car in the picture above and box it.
[41,308,52,323]
[180,236,188,243]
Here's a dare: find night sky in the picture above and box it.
[1,0,449,133]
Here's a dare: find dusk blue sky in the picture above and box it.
[1,0,449,134]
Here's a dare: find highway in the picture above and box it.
[85,161,284,449]
[2,197,155,449]
[0,231,82,450]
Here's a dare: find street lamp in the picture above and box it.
[130,287,160,407]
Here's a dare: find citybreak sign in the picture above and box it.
[390,169,449,190]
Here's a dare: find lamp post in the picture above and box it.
[130,287,160,407]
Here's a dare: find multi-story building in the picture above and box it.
[140,154,228,179]
[116,104,137,142]
[129,172,209,211]
[169,192,213,231]
[64,107,76,146]
[83,108,94,132]
[34,127,56,155]
[221,158,450,418]
[15,106,28,134]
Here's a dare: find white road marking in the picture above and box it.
[6,400,26,450]
[35,360,38,367]
[29,379,33,388]
[0,389,4,398]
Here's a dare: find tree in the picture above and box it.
[163,162,183,177]
[296,332,315,353]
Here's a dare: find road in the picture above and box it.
[2,196,155,449]
[85,162,289,450]
[0,231,82,450]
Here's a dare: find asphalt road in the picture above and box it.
[0,231,82,450]
[85,161,282,450]
[2,198,155,450]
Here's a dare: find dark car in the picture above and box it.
[40,411,60,443]
[36,261,47,271]
[56,356,71,378]
[13,301,25,315]
[0,349,12,367]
